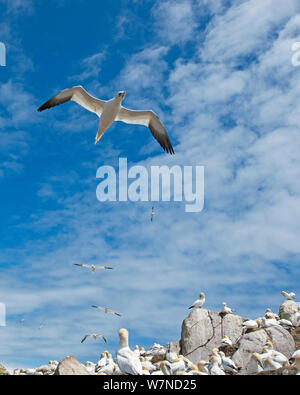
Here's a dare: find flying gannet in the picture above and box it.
[150,207,154,222]
[38,87,175,154]
[91,305,121,317]
[74,263,113,272]
[189,292,205,309]
[81,333,107,343]
[281,291,296,300]
[116,328,143,375]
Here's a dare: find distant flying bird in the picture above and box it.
[74,264,113,272]
[92,305,121,317]
[81,333,107,344]
[38,87,174,154]
[151,207,154,222]
[281,291,296,300]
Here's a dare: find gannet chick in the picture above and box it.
[263,357,282,371]
[92,305,121,317]
[209,356,225,375]
[281,291,296,300]
[74,263,113,272]
[81,333,106,343]
[220,302,234,314]
[189,292,205,309]
[116,328,143,375]
[221,335,233,346]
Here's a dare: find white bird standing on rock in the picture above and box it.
[116,328,143,375]
[220,302,234,314]
[38,87,175,154]
[189,292,205,309]
[242,319,261,331]
[221,335,233,347]
[281,291,296,300]
[209,356,225,375]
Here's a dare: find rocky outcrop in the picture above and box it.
[279,300,298,326]
[255,366,297,375]
[54,356,94,375]
[0,364,9,375]
[180,309,296,373]
[181,309,243,363]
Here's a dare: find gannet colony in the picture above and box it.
[4,290,299,376]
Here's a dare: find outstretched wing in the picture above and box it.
[81,334,90,343]
[116,107,174,154]
[97,334,107,343]
[38,86,106,117]
[94,266,113,270]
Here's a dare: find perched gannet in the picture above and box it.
[221,335,233,347]
[165,342,178,363]
[133,345,140,358]
[150,207,155,222]
[220,302,234,315]
[85,361,96,373]
[98,354,115,375]
[149,343,166,356]
[38,87,174,154]
[211,348,222,366]
[265,308,279,320]
[261,317,279,328]
[74,263,113,272]
[189,293,205,309]
[294,354,300,375]
[209,356,225,375]
[242,319,261,331]
[160,361,172,375]
[248,353,264,374]
[142,366,151,375]
[197,361,209,375]
[139,347,146,357]
[279,319,293,328]
[170,358,185,375]
[140,357,156,373]
[81,333,107,343]
[116,328,143,375]
[91,305,121,317]
[281,291,296,300]
[291,349,300,360]
[271,351,289,366]
[95,353,107,372]
[219,351,238,373]
[263,357,282,371]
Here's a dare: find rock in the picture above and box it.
[0,364,9,375]
[255,366,297,375]
[279,300,298,325]
[264,326,295,358]
[169,341,181,355]
[180,309,245,364]
[54,356,94,375]
[151,353,166,364]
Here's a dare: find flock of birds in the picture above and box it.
[13,290,300,375]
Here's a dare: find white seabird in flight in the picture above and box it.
[281,291,296,300]
[74,263,113,272]
[38,86,175,154]
[81,333,107,344]
[92,305,121,317]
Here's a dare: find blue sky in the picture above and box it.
[0,0,300,370]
